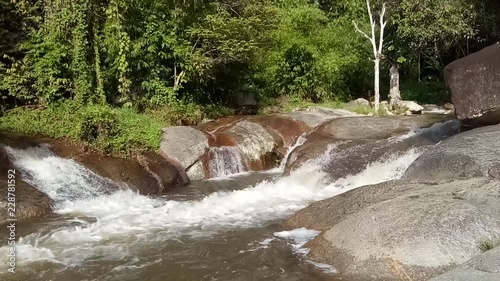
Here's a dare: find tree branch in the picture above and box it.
[378,2,387,53]
[353,21,372,42]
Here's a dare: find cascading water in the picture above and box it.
[0,123,454,280]
[207,146,248,178]
[279,133,308,171]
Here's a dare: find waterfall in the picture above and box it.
[208,146,248,178]
[279,134,308,171]
[4,145,117,208]
[1,140,423,267]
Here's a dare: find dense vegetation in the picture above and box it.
[1,0,499,155]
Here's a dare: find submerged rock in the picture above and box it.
[286,178,500,281]
[403,125,500,181]
[444,44,500,126]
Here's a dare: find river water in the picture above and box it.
[0,127,439,280]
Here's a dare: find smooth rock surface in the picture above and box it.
[160,126,209,170]
[284,117,458,174]
[401,100,424,113]
[284,107,359,127]
[430,247,500,281]
[347,98,370,107]
[290,178,500,281]
[249,115,309,147]
[444,44,500,126]
[223,120,281,170]
[403,125,500,181]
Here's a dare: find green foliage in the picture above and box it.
[0,101,162,155]
[400,81,448,105]
[478,240,499,252]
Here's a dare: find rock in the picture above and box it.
[0,179,52,224]
[430,246,500,281]
[223,120,281,170]
[401,100,424,113]
[444,103,455,111]
[405,110,413,116]
[422,104,454,115]
[444,44,500,126]
[73,153,187,195]
[289,178,500,281]
[160,126,209,170]
[366,112,374,117]
[284,119,460,176]
[186,161,206,181]
[248,115,309,147]
[403,125,500,181]
[284,107,360,127]
[309,115,452,141]
[347,98,370,107]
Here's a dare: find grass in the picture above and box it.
[0,101,163,156]
[0,100,236,156]
[478,240,500,252]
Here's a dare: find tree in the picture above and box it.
[353,0,387,112]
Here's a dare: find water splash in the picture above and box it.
[208,146,248,178]
[279,133,308,171]
[2,142,422,267]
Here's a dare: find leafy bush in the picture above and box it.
[0,101,162,155]
[400,81,449,105]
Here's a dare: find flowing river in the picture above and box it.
[0,129,432,280]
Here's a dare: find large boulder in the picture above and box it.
[160,126,209,170]
[223,120,282,170]
[284,117,459,174]
[444,44,500,126]
[0,179,52,224]
[284,107,360,127]
[430,246,500,281]
[403,125,500,181]
[286,178,500,281]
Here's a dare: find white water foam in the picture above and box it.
[208,146,248,178]
[4,145,112,207]
[1,143,422,266]
[279,133,308,171]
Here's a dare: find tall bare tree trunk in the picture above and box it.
[374,57,380,112]
[353,0,387,114]
[389,63,401,110]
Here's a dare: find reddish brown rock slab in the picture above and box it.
[248,115,310,147]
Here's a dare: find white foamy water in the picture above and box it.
[1,142,422,267]
[279,133,308,171]
[208,146,248,178]
[4,145,112,206]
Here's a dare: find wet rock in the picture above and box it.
[311,115,452,141]
[430,246,500,281]
[223,120,281,170]
[0,179,52,224]
[285,117,458,175]
[403,125,500,181]
[160,126,209,170]
[186,161,207,181]
[284,107,360,127]
[73,153,187,195]
[444,44,500,126]
[248,115,309,147]
[289,178,500,281]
